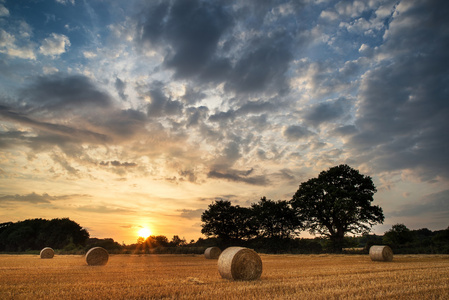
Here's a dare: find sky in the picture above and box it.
[0,0,448,244]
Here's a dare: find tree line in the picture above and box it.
[201,164,384,252]
[1,218,448,254]
[0,218,89,252]
[1,165,447,254]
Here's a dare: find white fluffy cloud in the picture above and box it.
[0,3,9,17]
[39,33,71,57]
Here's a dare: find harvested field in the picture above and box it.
[0,254,448,299]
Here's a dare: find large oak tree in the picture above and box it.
[290,164,384,251]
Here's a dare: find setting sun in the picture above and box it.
[137,227,152,239]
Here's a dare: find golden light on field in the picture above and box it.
[137,227,152,239]
[1,255,449,299]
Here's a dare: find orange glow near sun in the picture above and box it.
[137,227,152,239]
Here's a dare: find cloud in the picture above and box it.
[76,205,136,214]
[19,74,112,115]
[390,190,449,219]
[0,4,9,18]
[332,125,358,137]
[39,33,71,57]
[90,108,148,140]
[304,97,352,127]
[283,125,314,141]
[138,0,233,80]
[115,77,127,101]
[225,30,294,95]
[0,105,110,144]
[145,81,184,118]
[55,0,75,5]
[101,160,138,168]
[51,153,80,177]
[208,168,269,186]
[207,170,269,185]
[0,29,36,60]
[178,208,204,219]
[0,192,89,204]
[348,0,449,180]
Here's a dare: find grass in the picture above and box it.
[1,254,448,299]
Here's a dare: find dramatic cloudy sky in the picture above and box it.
[1,0,448,244]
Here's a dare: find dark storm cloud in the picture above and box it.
[390,190,449,219]
[283,125,314,141]
[332,125,358,137]
[137,0,299,96]
[237,100,276,115]
[208,109,235,123]
[225,30,294,95]
[19,74,113,114]
[92,108,147,139]
[0,105,110,143]
[304,97,352,127]
[186,106,209,127]
[115,77,127,101]
[349,0,449,180]
[138,0,233,79]
[182,86,206,105]
[208,99,277,125]
[146,81,183,118]
[207,169,269,186]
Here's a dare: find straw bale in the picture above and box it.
[369,245,393,261]
[85,247,109,266]
[218,247,262,280]
[40,247,54,259]
[204,247,221,259]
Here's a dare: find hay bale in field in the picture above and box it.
[40,247,54,259]
[369,245,393,262]
[85,247,109,266]
[218,247,262,281]
[204,247,221,259]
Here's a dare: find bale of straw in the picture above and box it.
[204,247,221,259]
[85,247,109,266]
[369,245,393,262]
[218,247,262,280]
[40,247,54,259]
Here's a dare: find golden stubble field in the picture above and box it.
[1,254,448,299]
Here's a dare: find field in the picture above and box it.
[1,254,448,299]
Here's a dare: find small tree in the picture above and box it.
[290,164,384,252]
[170,235,186,247]
[383,223,414,248]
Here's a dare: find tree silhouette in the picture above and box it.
[290,164,384,252]
[0,218,89,251]
[201,200,255,244]
[251,197,301,239]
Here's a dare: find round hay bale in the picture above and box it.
[218,247,262,281]
[369,245,393,262]
[204,247,221,259]
[40,247,54,259]
[85,247,109,266]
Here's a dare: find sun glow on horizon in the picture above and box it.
[137,227,152,239]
